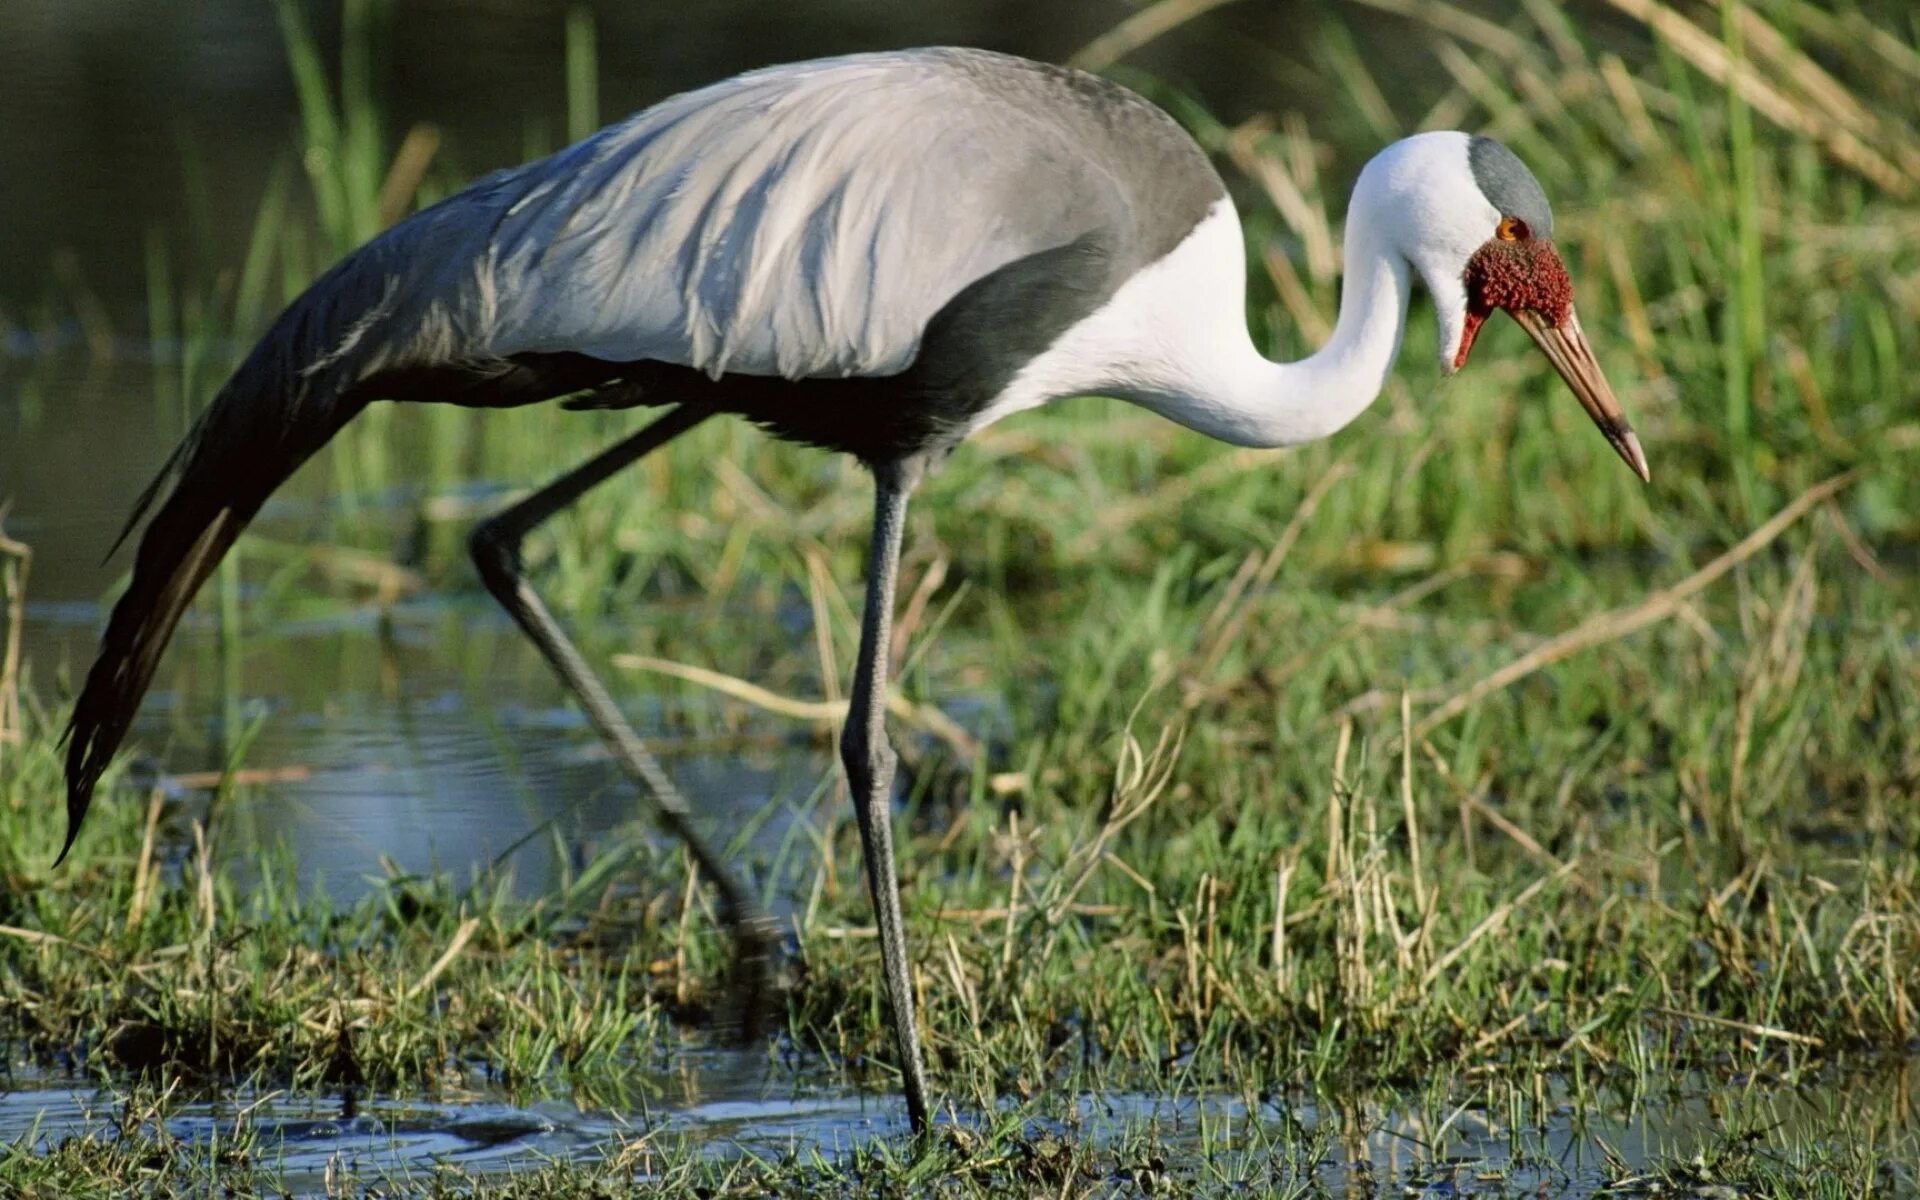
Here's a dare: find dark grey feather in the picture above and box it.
[1468,136,1553,236]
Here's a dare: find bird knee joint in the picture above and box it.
[839,728,897,786]
[468,521,523,592]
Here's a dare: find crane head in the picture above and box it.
[1369,132,1649,482]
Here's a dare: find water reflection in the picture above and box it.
[0,357,837,904]
[190,621,835,902]
[4,1055,1915,1195]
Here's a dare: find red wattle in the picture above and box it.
[1462,238,1573,332]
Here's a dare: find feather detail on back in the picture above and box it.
[481,50,1139,379]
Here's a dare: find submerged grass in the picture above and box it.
[5,0,1920,1193]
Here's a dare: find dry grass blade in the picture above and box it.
[1650,1006,1823,1047]
[1424,858,1578,986]
[1346,0,1540,65]
[612,652,981,759]
[126,788,167,934]
[1464,997,1555,1058]
[803,547,845,710]
[1413,470,1860,741]
[1272,852,1297,991]
[1261,239,1333,343]
[1732,5,1920,180]
[1400,691,1426,918]
[1603,0,1911,196]
[376,122,441,228]
[0,525,28,749]
[1068,0,1247,71]
[0,924,71,949]
[1044,724,1184,923]
[890,552,948,668]
[1823,499,1891,582]
[404,916,482,1003]
[257,540,426,598]
[1422,741,1562,871]
[163,766,317,791]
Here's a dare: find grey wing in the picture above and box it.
[476,51,1120,380]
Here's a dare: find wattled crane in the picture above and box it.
[62,48,1647,1134]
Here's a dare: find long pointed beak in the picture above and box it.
[1508,306,1650,482]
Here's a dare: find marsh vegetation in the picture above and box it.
[2,0,1918,1194]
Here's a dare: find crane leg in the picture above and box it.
[840,457,932,1132]
[467,402,779,1034]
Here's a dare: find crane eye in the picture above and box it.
[1496,216,1529,242]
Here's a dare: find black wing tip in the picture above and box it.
[57,727,99,868]
[56,780,90,867]
[53,821,81,867]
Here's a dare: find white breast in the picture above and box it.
[962,197,1251,436]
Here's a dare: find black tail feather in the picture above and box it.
[59,341,638,860]
[60,373,366,862]
[57,225,424,861]
[56,158,662,862]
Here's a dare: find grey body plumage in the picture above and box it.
[134,50,1220,471]
[486,49,1220,383]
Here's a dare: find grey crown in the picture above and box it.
[1468,135,1554,237]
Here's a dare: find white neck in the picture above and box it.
[1118,201,1413,449]
[972,197,1417,450]
[968,133,1501,450]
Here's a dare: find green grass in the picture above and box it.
[5,0,1920,1194]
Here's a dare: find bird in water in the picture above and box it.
[61,48,1647,1133]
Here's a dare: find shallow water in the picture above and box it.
[2,357,841,903]
[5,1053,1916,1194]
